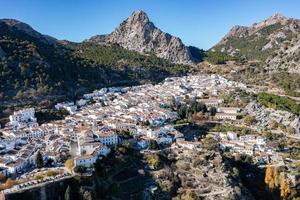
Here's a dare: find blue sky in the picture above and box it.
[0,0,299,49]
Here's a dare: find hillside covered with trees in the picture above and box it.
[0,19,191,125]
[0,20,189,103]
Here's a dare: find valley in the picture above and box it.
[0,7,299,200]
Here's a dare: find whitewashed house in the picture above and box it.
[227,132,238,140]
[74,154,98,168]
[9,108,37,127]
[146,129,158,139]
[55,102,77,114]
[217,107,241,114]
[95,129,118,146]
[215,113,237,120]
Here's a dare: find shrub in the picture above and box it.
[257,92,300,115]
[146,154,160,169]
[286,126,295,134]
[45,170,59,177]
[149,140,159,150]
[243,115,256,126]
[204,51,236,64]
[34,174,45,180]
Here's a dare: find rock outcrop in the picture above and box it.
[212,13,300,72]
[218,13,290,45]
[265,31,300,72]
[245,101,300,133]
[87,10,194,64]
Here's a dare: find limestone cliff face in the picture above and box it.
[87,10,194,64]
[219,13,290,44]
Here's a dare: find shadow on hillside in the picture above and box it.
[5,146,162,200]
[225,156,280,200]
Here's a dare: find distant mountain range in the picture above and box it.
[212,13,300,72]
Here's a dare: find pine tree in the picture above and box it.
[209,107,217,116]
[35,151,43,168]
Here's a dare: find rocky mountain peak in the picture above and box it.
[213,13,300,73]
[127,10,150,24]
[252,13,289,30]
[219,25,248,44]
[1,18,39,37]
[267,13,288,23]
[219,13,291,44]
[86,10,194,64]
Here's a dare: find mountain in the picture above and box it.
[0,19,57,44]
[212,13,300,71]
[0,18,189,112]
[87,10,196,64]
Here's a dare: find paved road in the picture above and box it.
[3,173,74,195]
[183,187,228,197]
[198,189,228,197]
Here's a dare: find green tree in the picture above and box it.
[74,166,86,174]
[209,107,217,116]
[204,51,235,64]
[120,129,132,139]
[243,115,256,126]
[149,140,159,150]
